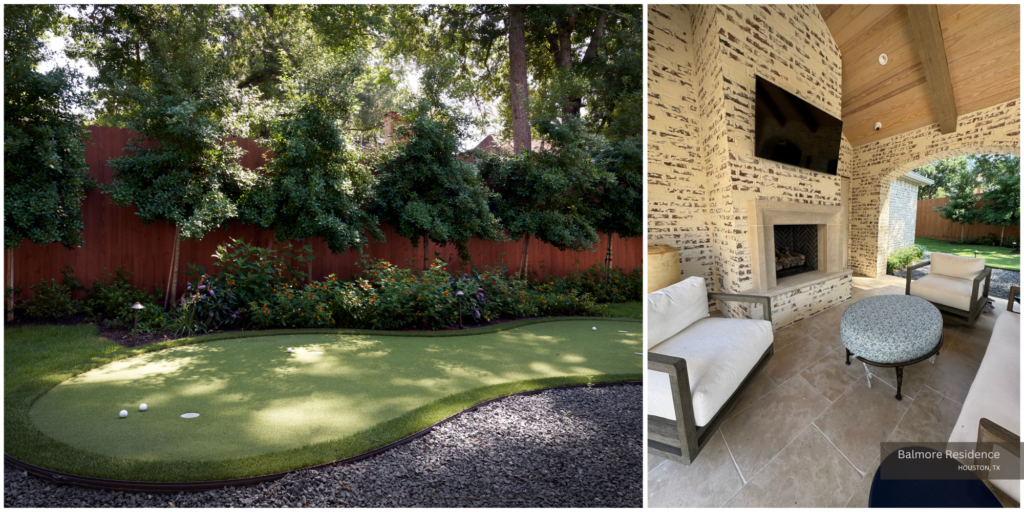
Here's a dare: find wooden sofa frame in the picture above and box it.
[975,417,1021,507]
[647,293,774,465]
[904,259,992,326]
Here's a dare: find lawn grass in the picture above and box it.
[603,301,641,319]
[7,318,640,482]
[915,237,1020,271]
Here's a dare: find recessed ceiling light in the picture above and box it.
[879,53,888,65]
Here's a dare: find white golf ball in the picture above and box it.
[592,327,597,331]
[119,410,127,418]
[287,347,293,352]
[139,403,147,411]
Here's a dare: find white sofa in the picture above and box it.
[647,277,774,464]
[907,252,992,326]
[948,297,1020,504]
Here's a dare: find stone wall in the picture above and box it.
[647,5,714,289]
[847,100,1021,277]
[886,178,920,254]
[648,5,852,324]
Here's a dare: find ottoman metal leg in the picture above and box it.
[862,362,873,388]
[845,348,852,365]
[894,366,904,400]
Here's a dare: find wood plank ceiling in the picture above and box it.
[818,4,1020,146]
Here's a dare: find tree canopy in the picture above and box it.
[372,99,505,267]
[4,5,95,250]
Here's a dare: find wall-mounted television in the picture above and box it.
[754,76,843,175]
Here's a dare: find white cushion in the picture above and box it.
[948,312,1020,502]
[910,274,975,311]
[647,316,774,426]
[930,252,985,280]
[646,277,710,349]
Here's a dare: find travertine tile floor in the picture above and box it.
[648,275,1018,508]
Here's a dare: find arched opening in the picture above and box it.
[875,146,1019,277]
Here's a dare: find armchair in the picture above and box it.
[905,252,991,326]
[647,277,774,464]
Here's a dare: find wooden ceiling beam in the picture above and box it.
[907,5,958,134]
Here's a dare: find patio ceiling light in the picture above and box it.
[879,53,888,65]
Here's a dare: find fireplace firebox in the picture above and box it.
[773,225,819,279]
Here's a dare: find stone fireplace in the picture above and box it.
[745,199,851,308]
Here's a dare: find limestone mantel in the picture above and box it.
[746,200,848,292]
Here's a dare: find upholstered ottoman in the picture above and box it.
[841,295,943,400]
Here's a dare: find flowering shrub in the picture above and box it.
[180,265,244,330]
[210,238,310,308]
[248,281,334,329]
[536,263,642,303]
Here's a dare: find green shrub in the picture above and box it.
[209,238,311,308]
[180,265,244,330]
[22,266,79,320]
[886,245,925,274]
[81,265,160,321]
[248,281,335,329]
[535,263,642,303]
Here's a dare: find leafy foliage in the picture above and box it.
[591,135,643,240]
[536,263,642,303]
[241,56,382,254]
[886,245,925,274]
[373,100,505,262]
[479,118,614,252]
[94,5,267,239]
[81,266,165,332]
[4,5,95,249]
[975,155,1020,240]
[207,238,310,309]
[23,268,79,320]
[934,164,982,240]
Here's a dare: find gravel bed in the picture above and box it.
[894,263,1019,302]
[5,384,642,508]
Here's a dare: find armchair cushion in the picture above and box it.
[910,274,975,311]
[930,252,986,280]
[647,277,710,349]
[647,316,773,426]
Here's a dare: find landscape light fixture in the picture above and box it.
[456,290,464,329]
[131,302,145,344]
[973,250,979,258]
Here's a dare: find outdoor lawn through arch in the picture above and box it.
[26,318,640,481]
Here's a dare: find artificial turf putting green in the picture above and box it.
[24,318,640,481]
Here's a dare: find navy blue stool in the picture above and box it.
[869,446,1002,507]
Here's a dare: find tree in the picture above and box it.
[478,117,614,278]
[914,156,967,200]
[591,134,643,271]
[975,155,1021,246]
[241,55,383,276]
[94,6,266,307]
[4,5,95,321]
[508,6,531,154]
[934,164,981,242]
[373,99,505,270]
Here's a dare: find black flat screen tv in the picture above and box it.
[754,76,843,175]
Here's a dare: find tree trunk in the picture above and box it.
[960,224,965,242]
[170,227,181,309]
[1000,225,1005,246]
[605,234,614,282]
[423,235,430,272]
[307,256,313,285]
[520,235,531,280]
[6,248,13,322]
[164,226,180,309]
[508,6,531,154]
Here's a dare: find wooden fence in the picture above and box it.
[915,197,1020,241]
[5,126,641,300]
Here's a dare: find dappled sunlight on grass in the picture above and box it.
[19,318,641,478]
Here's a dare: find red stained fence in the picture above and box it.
[916,197,1020,241]
[5,126,641,299]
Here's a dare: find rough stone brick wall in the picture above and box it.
[848,100,1021,277]
[886,178,920,254]
[649,5,851,323]
[647,5,714,288]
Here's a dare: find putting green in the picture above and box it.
[29,319,640,474]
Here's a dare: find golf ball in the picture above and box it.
[287,347,293,352]
[592,327,597,331]
[119,410,127,418]
[140,403,147,411]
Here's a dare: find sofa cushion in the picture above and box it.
[930,252,985,280]
[647,316,774,426]
[911,274,975,311]
[646,277,709,349]
[948,312,1020,502]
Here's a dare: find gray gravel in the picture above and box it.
[5,384,642,508]
[894,262,1019,302]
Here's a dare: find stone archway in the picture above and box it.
[845,100,1020,278]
